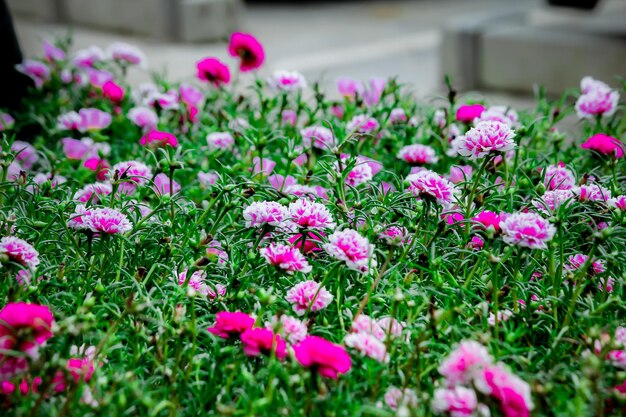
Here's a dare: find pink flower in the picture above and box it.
[533,189,575,213]
[344,332,389,363]
[448,165,473,184]
[198,171,220,188]
[286,280,333,316]
[252,157,276,176]
[267,315,308,344]
[351,315,385,340]
[43,40,65,62]
[438,340,493,385]
[207,312,255,338]
[240,328,287,360]
[346,115,379,135]
[378,226,411,246]
[564,254,605,275]
[61,138,89,160]
[389,108,408,124]
[84,157,110,181]
[140,130,178,148]
[67,204,92,230]
[243,201,290,229]
[456,121,516,159]
[473,210,501,231]
[74,182,112,203]
[475,105,519,127]
[228,32,265,72]
[384,386,418,410]
[179,84,204,108]
[77,108,112,133]
[196,57,231,86]
[106,42,146,66]
[102,80,125,103]
[15,60,50,88]
[282,110,297,126]
[0,112,15,131]
[609,195,626,211]
[331,104,345,119]
[153,173,181,196]
[128,107,158,131]
[111,160,152,193]
[268,70,306,92]
[301,126,337,150]
[337,77,363,99]
[576,77,619,119]
[469,236,485,250]
[10,141,38,170]
[455,104,485,122]
[397,144,438,165]
[543,163,576,190]
[581,133,623,158]
[293,336,352,378]
[86,68,114,88]
[67,357,96,383]
[405,170,458,207]
[362,77,386,107]
[84,207,132,234]
[206,132,235,151]
[57,111,82,131]
[260,242,312,274]
[432,386,478,417]
[500,212,555,249]
[323,229,377,273]
[488,310,514,326]
[72,46,105,69]
[177,268,226,298]
[575,183,612,202]
[0,237,40,268]
[335,155,373,187]
[474,364,533,417]
[289,233,323,254]
[288,199,336,230]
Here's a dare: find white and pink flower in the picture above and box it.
[286,280,333,316]
[323,229,376,273]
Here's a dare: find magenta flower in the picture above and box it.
[286,280,333,316]
[196,57,231,86]
[102,80,125,103]
[323,229,377,273]
[581,133,623,158]
[397,144,438,165]
[243,201,290,229]
[456,121,516,159]
[207,311,255,338]
[153,173,181,196]
[609,195,626,211]
[260,242,312,274]
[0,302,54,349]
[438,340,493,385]
[564,253,606,275]
[432,386,479,417]
[228,32,265,72]
[140,130,178,148]
[405,169,458,207]
[84,207,132,234]
[0,237,40,269]
[500,212,556,249]
[474,364,533,417]
[472,210,501,231]
[240,328,287,360]
[268,70,307,92]
[346,115,379,135]
[301,126,336,150]
[378,226,411,246]
[106,42,146,67]
[344,332,389,363]
[288,199,336,230]
[455,104,485,122]
[206,132,235,152]
[293,336,352,379]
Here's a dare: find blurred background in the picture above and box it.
[6,0,626,104]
